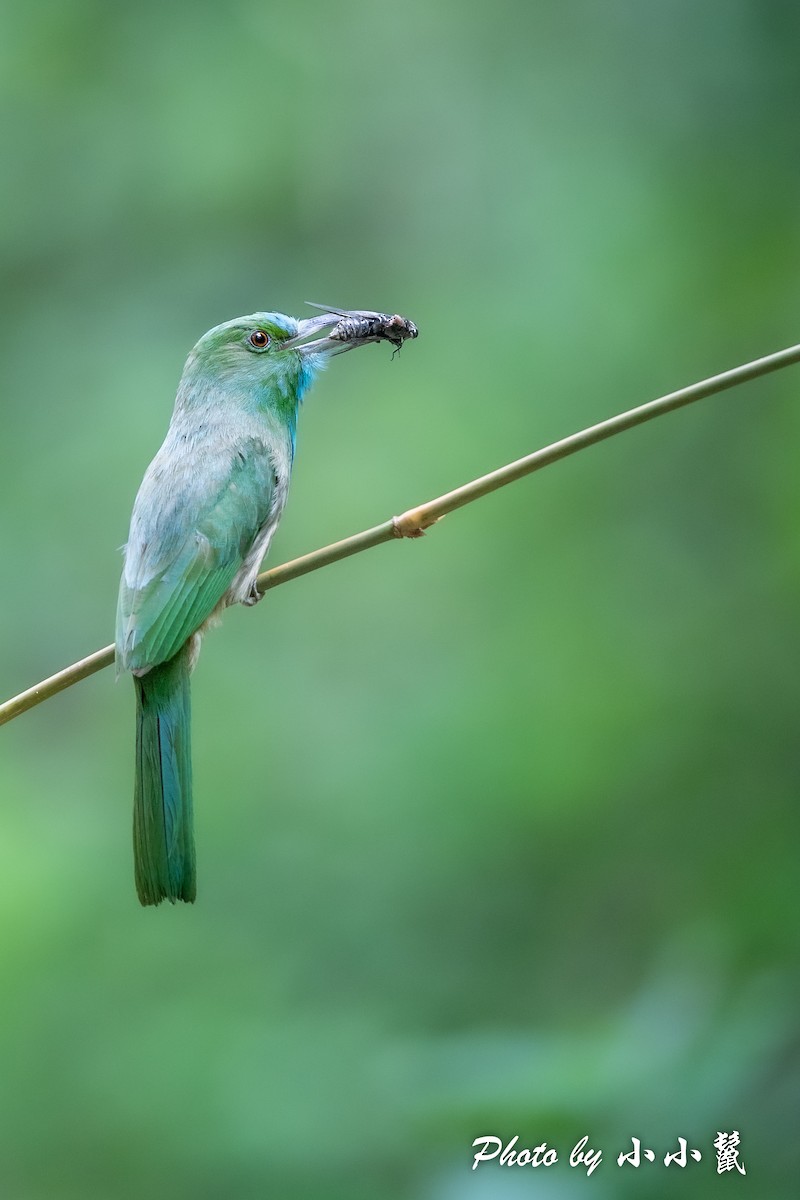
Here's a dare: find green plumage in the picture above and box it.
[117,314,303,907]
[116,306,413,905]
[117,436,276,673]
[133,642,195,904]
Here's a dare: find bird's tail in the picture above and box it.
[133,643,196,905]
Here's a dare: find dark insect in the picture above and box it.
[330,310,419,350]
[303,302,419,356]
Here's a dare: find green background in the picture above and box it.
[1,2,798,1196]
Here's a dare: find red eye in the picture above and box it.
[249,330,270,348]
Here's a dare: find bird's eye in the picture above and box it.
[248,330,270,348]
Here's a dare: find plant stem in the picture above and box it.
[3,338,799,727]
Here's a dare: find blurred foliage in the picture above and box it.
[1,1,799,1196]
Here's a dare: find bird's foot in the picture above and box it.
[242,582,264,606]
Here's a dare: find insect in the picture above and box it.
[307,303,419,350]
[332,311,419,349]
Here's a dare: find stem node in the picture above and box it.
[392,509,440,539]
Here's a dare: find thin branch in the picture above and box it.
[3,338,799,727]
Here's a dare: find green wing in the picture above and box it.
[117,437,274,673]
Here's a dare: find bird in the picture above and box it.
[116,306,416,906]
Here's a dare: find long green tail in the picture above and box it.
[133,644,196,905]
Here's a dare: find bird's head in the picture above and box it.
[182,305,416,407]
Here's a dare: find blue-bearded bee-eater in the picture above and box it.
[116,306,417,906]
